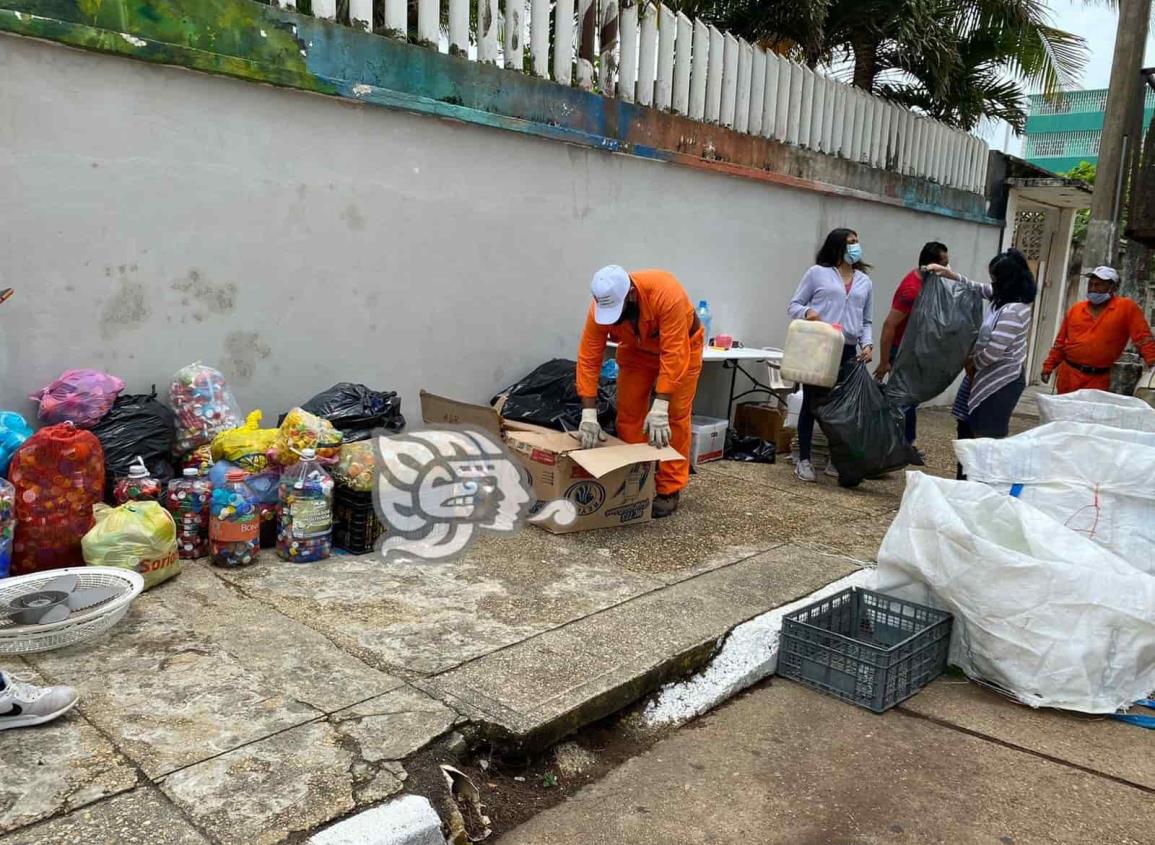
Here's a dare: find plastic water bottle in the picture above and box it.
[697,300,713,344]
[277,448,334,563]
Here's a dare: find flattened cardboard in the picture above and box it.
[568,442,683,478]
[419,391,502,436]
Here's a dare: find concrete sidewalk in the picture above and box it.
[0,410,1023,844]
[501,678,1155,845]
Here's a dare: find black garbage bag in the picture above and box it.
[723,428,776,463]
[89,388,177,498]
[492,359,616,433]
[815,362,916,487]
[300,382,405,442]
[886,270,984,408]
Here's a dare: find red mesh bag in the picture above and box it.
[10,423,105,574]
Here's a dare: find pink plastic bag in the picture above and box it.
[31,369,126,428]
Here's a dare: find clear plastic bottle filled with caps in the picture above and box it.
[277,448,334,563]
[209,469,259,568]
[113,456,162,504]
[166,468,212,560]
[0,477,14,578]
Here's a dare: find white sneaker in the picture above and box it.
[794,459,817,483]
[825,462,840,478]
[0,671,79,731]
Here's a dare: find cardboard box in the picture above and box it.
[777,427,795,456]
[420,390,682,534]
[690,416,728,465]
[734,402,786,443]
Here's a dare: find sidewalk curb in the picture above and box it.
[308,795,446,845]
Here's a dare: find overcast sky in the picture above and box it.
[985,1,1155,152]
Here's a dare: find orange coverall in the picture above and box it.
[577,269,705,495]
[1042,297,1155,394]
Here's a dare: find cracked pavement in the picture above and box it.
[0,409,1014,843]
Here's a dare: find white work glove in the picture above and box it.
[644,398,672,448]
[578,407,606,449]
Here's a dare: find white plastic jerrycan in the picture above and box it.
[1136,367,1155,410]
[780,319,845,388]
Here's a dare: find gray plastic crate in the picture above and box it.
[778,587,952,713]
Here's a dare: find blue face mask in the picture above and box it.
[845,244,863,265]
[1088,292,1112,306]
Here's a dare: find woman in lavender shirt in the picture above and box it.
[786,228,875,483]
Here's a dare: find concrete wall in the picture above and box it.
[0,34,1001,425]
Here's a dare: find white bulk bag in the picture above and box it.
[876,472,1155,714]
[955,421,1155,573]
[1037,389,1155,432]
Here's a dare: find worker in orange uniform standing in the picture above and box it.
[1041,266,1155,394]
[576,266,704,518]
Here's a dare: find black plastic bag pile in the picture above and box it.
[493,359,616,434]
[300,382,405,442]
[815,363,917,487]
[886,270,984,408]
[89,388,177,498]
[723,429,776,464]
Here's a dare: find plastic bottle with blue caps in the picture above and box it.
[697,300,713,345]
[277,448,334,563]
[209,469,259,568]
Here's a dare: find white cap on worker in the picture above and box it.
[591,265,631,325]
[1085,266,1120,283]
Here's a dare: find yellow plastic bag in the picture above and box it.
[210,410,278,472]
[332,441,376,491]
[81,502,180,590]
[270,407,343,466]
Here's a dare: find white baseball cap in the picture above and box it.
[591,265,632,325]
[1085,266,1120,283]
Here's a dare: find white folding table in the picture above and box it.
[607,343,789,420]
[703,347,789,421]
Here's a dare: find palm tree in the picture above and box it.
[666,0,1098,131]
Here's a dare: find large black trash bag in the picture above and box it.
[815,362,916,487]
[300,383,405,442]
[90,388,177,498]
[723,428,776,464]
[886,270,984,408]
[492,359,616,433]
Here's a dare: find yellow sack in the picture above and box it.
[210,410,278,472]
[270,407,343,466]
[332,441,376,492]
[81,501,181,590]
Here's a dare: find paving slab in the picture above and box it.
[0,787,209,845]
[331,685,460,763]
[23,577,357,777]
[699,458,904,515]
[161,720,364,845]
[422,544,860,751]
[216,529,662,676]
[162,563,403,711]
[501,680,1155,845]
[902,677,1155,790]
[551,472,858,583]
[0,664,136,834]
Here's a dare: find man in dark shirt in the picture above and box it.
[874,241,950,461]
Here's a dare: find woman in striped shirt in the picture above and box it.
[927,249,1036,479]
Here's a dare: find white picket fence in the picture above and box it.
[285,0,989,194]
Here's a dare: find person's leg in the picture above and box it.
[613,351,657,449]
[955,418,973,480]
[657,347,703,500]
[797,384,816,462]
[968,376,1026,440]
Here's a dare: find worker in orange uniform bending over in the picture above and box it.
[1042,266,1155,394]
[576,266,704,519]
